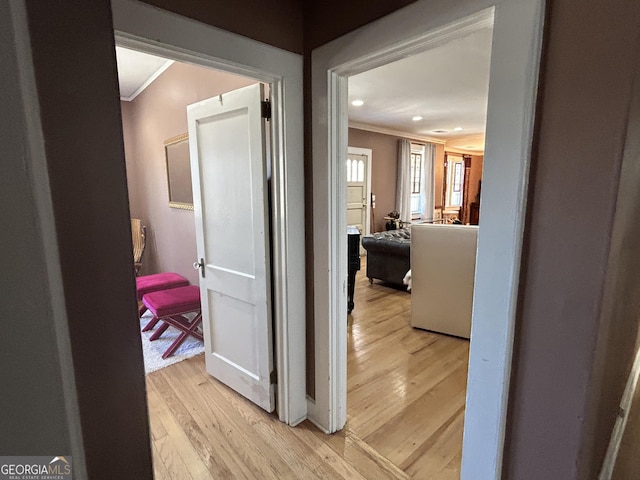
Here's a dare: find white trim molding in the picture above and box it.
[310,1,544,479]
[348,122,446,145]
[120,58,174,102]
[112,0,307,426]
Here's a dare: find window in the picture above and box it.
[410,145,425,214]
[445,154,465,208]
[346,157,365,183]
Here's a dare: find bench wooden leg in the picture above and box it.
[161,313,203,359]
[148,320,170,340]
[142,315,160,332]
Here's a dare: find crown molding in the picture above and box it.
[445,146,485,155]
[348,122,446,144]
[120,58,174,102]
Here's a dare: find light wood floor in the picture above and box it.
[145,259,470,479]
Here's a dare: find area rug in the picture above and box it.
[139,311,204,374]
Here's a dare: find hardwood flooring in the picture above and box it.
[145,258,470,479]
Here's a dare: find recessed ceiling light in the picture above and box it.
[432,129,448,134]
[454,127,463,131]
[412,116,423,121]
[351,99,364,107]
[465,146,476,149]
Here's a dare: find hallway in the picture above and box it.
[145,258,469,478]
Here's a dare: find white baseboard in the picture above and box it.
[305,396,330,434]
[598,345,640,480]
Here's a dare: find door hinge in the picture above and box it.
[261,100,271,120]
[270,370,277,385]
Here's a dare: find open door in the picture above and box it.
[187,83,274,412]
[347,147,372,254]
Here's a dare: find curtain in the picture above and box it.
[419,143,436,221]
[396,139,412,224]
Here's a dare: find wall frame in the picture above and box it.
[164,132,194,210]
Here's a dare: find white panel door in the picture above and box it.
[187,83,274,412]
[346,150,370,253]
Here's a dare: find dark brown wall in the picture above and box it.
[584,56,640,478]
[304,0,419,52]
[24,0,152,477]
[504,1,640,478]
[142,0,303,54]
[0,1,72,457]
[121,62,255,284]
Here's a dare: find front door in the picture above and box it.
[187,83,274,412]
[346,148,371,252]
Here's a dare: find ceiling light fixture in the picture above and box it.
[351,99,364,107]
[454,127,463,131]
[412,116,423,121]
[432,129,448,134]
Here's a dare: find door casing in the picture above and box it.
[310,0,545,478]
[112,0,307,426]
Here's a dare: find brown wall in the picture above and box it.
[504,1,640,478]
[0,1,72,458]
[348,127,446,231]
[21,0,153,477]
[304,0,418,52]
[143,0,303,54]
[584,57,640,478]
[121,62,256,284]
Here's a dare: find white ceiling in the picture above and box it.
[116,29,493,151]
[348,26,493,152]
[116,46,173,101]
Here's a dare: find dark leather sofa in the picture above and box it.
[362,229,411,286]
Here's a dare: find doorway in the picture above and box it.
[342,21,491,476]
[113,0,306,425]
[346,146,372,253]
[310,1,544,478]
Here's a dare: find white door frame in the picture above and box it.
[112,0,307,426]
[310,1,544,479]
[346,146,372,238]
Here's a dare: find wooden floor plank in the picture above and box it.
[310,426,411,480]
[144,256,468,478]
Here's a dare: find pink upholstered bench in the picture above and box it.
[142,285,203,359]
[136,272,189,320]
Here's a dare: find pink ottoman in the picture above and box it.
[136,272,189,321]
[142,285,203,359]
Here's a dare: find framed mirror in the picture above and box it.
[164,133,194,210]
